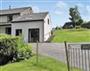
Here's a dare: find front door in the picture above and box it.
[28,29,39,42]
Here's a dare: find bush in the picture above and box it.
[16,37,32,60]
[0,34,18,65]
[0,34,32,65]
[81,21,90,29]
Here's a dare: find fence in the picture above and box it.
[65,42,90,71]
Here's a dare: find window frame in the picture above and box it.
[16,29,22,36]
[8,15,13,22]
[48,19,49,25]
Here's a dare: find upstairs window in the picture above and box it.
[48,19,49,24]
[8,15,13,22]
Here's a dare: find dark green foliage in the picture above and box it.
[55,26,62,30]
[69,6,83,28]
[76,19,83,26]
[0,35,18,65]
[16,37,32,60]
[0,34,32,65]
[81,21,90,29]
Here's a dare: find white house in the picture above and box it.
[0,7,51,42]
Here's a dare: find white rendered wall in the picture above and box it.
[12,21,44,42]
[44,14,52,41]
[0,25,11,34]
[0,26,5,34]
[0,16,8,22]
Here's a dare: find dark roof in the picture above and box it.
[0,7,32,15]
[62,22,75,29]
[12,12,48,23]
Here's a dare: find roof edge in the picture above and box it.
[11,19,44,23]
[0,7,32,11]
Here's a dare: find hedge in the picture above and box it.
[0,34,32,65]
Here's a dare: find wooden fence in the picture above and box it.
[65,42,90,71]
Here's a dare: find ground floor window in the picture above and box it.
[5,27,11,35]
[28,28,39,42]
[16,29,22,36]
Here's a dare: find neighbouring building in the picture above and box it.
[0,7,51,42]
[62,22,75,29]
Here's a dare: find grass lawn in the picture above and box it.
[0,56,80,71]
[52,29,90,42]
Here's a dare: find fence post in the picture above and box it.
[64,41,70,71]
[36,41,39,64]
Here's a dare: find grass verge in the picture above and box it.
[52,29,90,42]
[0,56,80,71]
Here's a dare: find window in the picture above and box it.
[5,27,11,35]
[28,29,39,42]
[16,29,22,36]
[8,15,13,22]
[48,19,49,24]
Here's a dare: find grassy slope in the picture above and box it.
[0,56,80,71]
[52,29,90,42]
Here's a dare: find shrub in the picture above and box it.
[81,21,90,29]
[0,34,32,65]
[0,34,18,65]
[16,36,32,60]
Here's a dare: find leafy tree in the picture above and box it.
[69,6,83,28]
[76,19,83,26]
[81,21,90,29]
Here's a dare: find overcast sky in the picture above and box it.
[0,0,90,27]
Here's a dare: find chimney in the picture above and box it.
[9,5,11,10]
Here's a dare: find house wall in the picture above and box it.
[12,21,44,42]
[0,16,8,22]
[0,26,5,34]
[0,25,11,34]
[13,14,20,20]
[0,14,20,24]
[44,14,52,41]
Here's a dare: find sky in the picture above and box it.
[0,0,90,27]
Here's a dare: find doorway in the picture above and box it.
[28,28,39,42]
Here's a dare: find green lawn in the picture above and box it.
[0,56,80,71]
[52,29,90,42]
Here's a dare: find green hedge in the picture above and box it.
[16,36,32,60]
[0,34,32,65]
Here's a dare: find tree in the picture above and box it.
[81,21,90,29]
[69,6,83,28]
[76,19,83,26]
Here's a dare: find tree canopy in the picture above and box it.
[69,6,83,28]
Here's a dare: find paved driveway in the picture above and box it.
[31,43,66,63]
[31,43,90,71]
